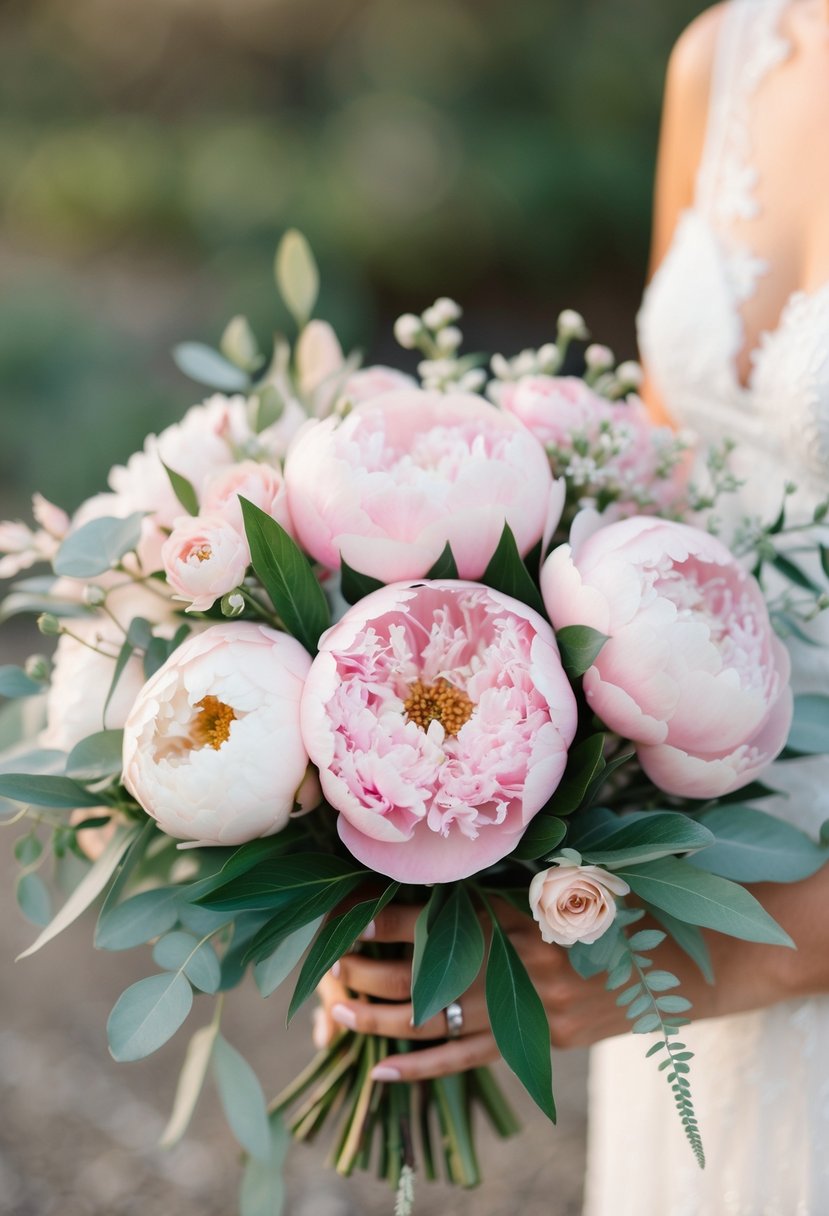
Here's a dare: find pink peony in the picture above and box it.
[162,513,249,613]
[301,580,578,883]
[541,514,793,798]
[529,861,630,946]
[285,389,554,582]
[201,460,293,538]
[122,622,317,846]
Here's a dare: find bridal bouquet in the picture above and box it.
[2,232,828,1214]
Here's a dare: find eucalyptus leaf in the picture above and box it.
[14,833,43,865]
[212,1035,271,1159]
[785,694,829,757]
[173,342,251,392]
[481,523,545,615]
[159,1022,220,1149]
[412,885,484,1027]
[54,513,145,579]
[16,872,52,926]
[687,804,827,883]
[0,666,44,699]
[107,972,194,1062]
[274,230,319,328]
[152,931,222,994]
[254,917,324,998]
[96,885,182,951]
[65,730,124,781]
[0,772,105,808]
[239,1114,289,1216]
[555,625,609,678]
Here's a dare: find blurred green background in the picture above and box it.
[1,0,705,518]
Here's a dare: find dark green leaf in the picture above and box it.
[0,665,44,698]
[339,559,384,606]
[486,919,555,1121]
[580,813,714,868]
[65,730,124,781]
[287,884,399,1021]
[54,513,145,578]
[555,625,609,678]
[162,463,199,516]
[426,543,459,580]
[511,815,567,860]
[771,553,821,593]
[481,523,545,615]
[173,342,250,391]
[104,638,136,724]
[546,734,606,816]
[581,749,635,808]
[687,804,827,883]
[107,973,193,1062]
[198,853,366,912]
[144,636,171,680]
[240,498,329,654]
[411,886,485,1027]
[0,772,103,808]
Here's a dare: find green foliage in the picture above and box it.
[275,230,320,329]
[172,342,251,392]
[65,729,124,781]
[411,885,485,1027]
[481,523,545,616]
[426,543,460,580]
[574,811,714,868]
[107,972,194,1063]
[254,917,324,998]
[0,771,104,808]
[555,625,609,678]
[239,1114,289,1216]
[197,853,366,913]
[53,512,145,578]
[340,559,385,606]
[240,497,330,654]
[16,871,52,926]
[510,814,567,861]
[96,885,183,951]
[0,665,45,698]
[160,1021,220,1149]
[545,734,606,816]
[785,694,829,756]
[212,1034,272,1159]
[162,462,200,516]
[152,931,222,994]
[687,804,827,883]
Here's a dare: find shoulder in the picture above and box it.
[665,4,729,105]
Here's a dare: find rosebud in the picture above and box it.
[393,314,423,350]
[37,613,61,637]
[220,315,262,372]
[220,591,246,618]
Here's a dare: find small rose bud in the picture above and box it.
[557,309,588,340]
[221,591,246,618]
[220,315,262,372]
[37,613,62,637]
[24,654,50,682]
[82,584,107,607]
[393,314,423,349]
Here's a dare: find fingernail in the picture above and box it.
[360,920,376,941]
[370,1065,401,1083]
[311,1007,329,1050]
[331,1002,357,1030]
[330,960,341,979]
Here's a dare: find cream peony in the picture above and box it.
[122,622,316,846]
[529,861,630,947]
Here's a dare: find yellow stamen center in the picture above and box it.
[191,695,236,750]
[193,544,213,563]
[403,679,474,737]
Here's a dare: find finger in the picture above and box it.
[334,954,412,1000]
[360,905,421,943]
[317,969,350,1011]
[329,992,489,1041]
[371,1032,500,1082]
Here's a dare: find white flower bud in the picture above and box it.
[615,360,644,389]
[423,297,462,330]
[513,350,537,378]
[537,343,560,373]
[394,314,424,349]
[221,591,246,618]
[585,344,615,372]
[435,325,463,354]
[24,654,50,682]
[82,584,107,607]
[220,315,261,372]
[557,309,588,340]
[490,353,512,380]
[458,368,487,393]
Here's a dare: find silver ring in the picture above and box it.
[444,1000,464,1039]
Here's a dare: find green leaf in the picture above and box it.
[159,1022,220,1149]
[162,463,199,516]
[579,813,715,868]
[95,885,182,951]
[426,543,459,580]
[240,498,329,654]
[186,832,305,904]
[481,523,545,616]
[546,734,606,816]
[616,856,794,947]
[153,931,221,994]
[648,909,715,984]
[287,884,399,1021]
[654,995,692,1014]
[239,1114,289,1216]
[485,918,555,1121]
[16,872,52,926]
[644,971,680,992]
[412,885,485,1027]
[0,772,104,808]
[107,973,194,1062]
[173,342,250,392]
[255,386,287,433]
[275,230,319,328]
[197,854,365,913]
[339,559,384,606]
[65,730,124,781]
[54,513,145,578]
[627,929,666,952]
[555,625,609,678]
[581,749,635,808]
[254,917,324,998]
[510,815,567,861]
[785,694,829,756]
[14,833,43,865]
[771,553,821,593]
[0,665,44,698]
[16,825,139,960]
[212,1035,271,1160]
[687,804,827,883]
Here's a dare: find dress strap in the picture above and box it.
[694,0,792,227]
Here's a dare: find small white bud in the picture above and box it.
[557,309,588,340]
[220,591,246,618]
[615,360,644,389]
[423,297,462,330]
[513,350,537,378]
[393,314,423,349]
[537,343,560,373]
[82,584,107,607]
[490,353,512,380]
[37,613,62,637]
[435,325,463,354]
[24,654,50,682]
[585,344,615,372]
[459,368,487,393]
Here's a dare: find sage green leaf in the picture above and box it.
[14,833,43,865]
[65,730,124,781]
[0,666,44,698]
[655,995,691,1013]
[339,559,384,607]
[644,971,680,992]
[627,929,666,952]
[287,884,399,1021]
[511,815,567,861]
[240,498,330,654]
[162,463,199,516]
[0,772,104,808]
[159,1021,220,1149]
[688,804,827,883]
[631,1012,661,1034]
[648,908,715,984]
[54,512,145,578]
[555,625,609,678]
[95,885,182,951]
[580,813,714,868]
[239,1114,289,1216]
[254,917,324,998]
[481,523,545,615]
[16,826,138,960]
[616,856,794,946]
[152,931,221,994]
[107,973,193,1062]
[198,853,365,913]
[255,386,286,433]
[486,920,555,1121]
[186,830,305,904]
[785,694,829,756]
[16,872,52,926]
[173,342,250,392]
[426,543,459,579]
[274,230,319,328]
[411,885,485,1027]
[212,1034,271,1159]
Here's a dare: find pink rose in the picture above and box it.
[285,389,554,581]
[162,513,249,613]
[122,622,317,846]
[541,514,793,798]
[201,460,293,538]
[529,861,630,946]
[300,580,578,883]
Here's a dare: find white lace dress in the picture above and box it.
[583,2,829,1212]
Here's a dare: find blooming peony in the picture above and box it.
[201,460,293,538]
[300,581,578,883]
[541,514,793,798]
[122,622,317,846]
[161,514,250,613]
[529,860,629,946]
[285,389,554,582]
